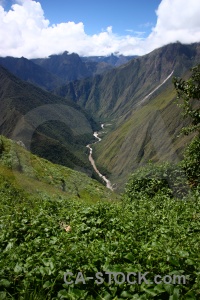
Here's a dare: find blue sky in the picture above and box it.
[0,0,200,58]
[36,0,161,37]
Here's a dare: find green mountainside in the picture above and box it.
[93,82,193,190]
[55,43,200,121]
[0,137,199,299]
[0,135,116,202]
[0,56,64,91]
[32,52,134,82]
[0,45,200,299]
[54,43,200,190]
[0,65,98,176]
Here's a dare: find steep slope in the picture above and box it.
[93,83,194,190]
[54,43,200,190]
[0,65,98,176]
[0,135,116,202]
[0,56,64,91]
[32,52,135,83]
[55,43,200,122]
[82,53,136,67]
[32,51,93,82]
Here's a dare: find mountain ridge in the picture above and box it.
[53,42,200,190]
[54,43,200,122]
[0,56,65,91]
[0,65,99,177]
[1,42,199,190]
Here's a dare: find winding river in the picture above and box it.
[86,124,113,190]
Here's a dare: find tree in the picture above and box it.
[173,65,200,136]
[173,65,200,187]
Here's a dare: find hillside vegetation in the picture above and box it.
[0,56,65,91]
[93,83,193,190]
[0,65,99,176]
[54,43,200,190]
[0,46,200,300]
[55,43,200,121]
[0,134,199,299]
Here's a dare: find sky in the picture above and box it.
[0,0,200,58]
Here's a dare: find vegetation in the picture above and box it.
[173,65,200,187]
[0,174,199,299]
[0,73,200,299]
[0,65,99,176]
[173,65,200,136]
[124,162,189,200]
[0,56,200,299]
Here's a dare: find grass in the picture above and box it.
[93,84,193,191]
[0,135,199,299]
[0,136,117,203]
[0,176,199,299]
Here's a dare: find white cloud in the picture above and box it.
[0,0,200,58]
[146,0,200,52]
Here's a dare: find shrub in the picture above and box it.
[124,162,190,201]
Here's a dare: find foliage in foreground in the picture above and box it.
[173,65,200,188]
[0,169,200,299]
[0,65,200,299]
[173,65,200,136]
[124,162,190,200]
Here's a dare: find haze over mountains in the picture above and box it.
[0,52,134,90]
[0,42,199,190]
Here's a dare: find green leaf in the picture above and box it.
[124,253,135,262]
[101,292,112,300]
[172,287,180,300]
[39,266,46,276]
[184,291,197,299]
[43,281,52,289]
[142,287,157,297]
[57,289,69,299]
[164,284,174,294]
[120,291,133,298]
[0,292,6,300]
[154,284,166,294]
[179,251,189,258]
[14,263,22,273]
[0,279,11,288]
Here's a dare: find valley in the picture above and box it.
[0,43,199,190]
[55,42,200,190]
[0,42,200,299]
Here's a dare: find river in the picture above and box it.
[86,124,113,190]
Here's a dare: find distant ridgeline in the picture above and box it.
[0,42,200,189]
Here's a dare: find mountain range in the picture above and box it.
[0,42,199,190]
[54,42,200,189]
[0,65,101,180]
[32,52,135,82]
[1,42,199,300]
[0,52,134,90]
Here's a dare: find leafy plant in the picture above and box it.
[173,65,200,136]
[173,65,200,187]
[124,162,189,200]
